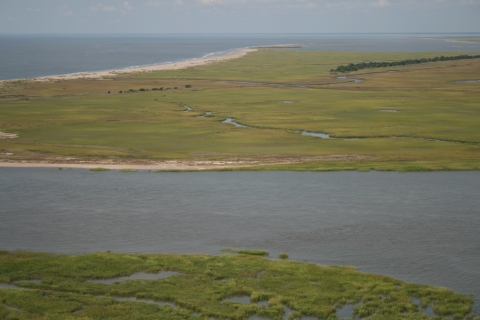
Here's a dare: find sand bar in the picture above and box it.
[0,131,18,139]
[0,155,374,171]
[0,161,250,171]
[0,47,257,84]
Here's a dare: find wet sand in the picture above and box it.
[0,154,374,171]
[0,48,257,84]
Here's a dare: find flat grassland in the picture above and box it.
[0,251,477,320]
[1,49,479,171]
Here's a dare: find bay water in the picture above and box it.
[0,169,479,311]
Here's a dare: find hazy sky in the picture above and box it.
[1,0,479,33]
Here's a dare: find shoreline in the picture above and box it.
[0,161,251,171]
[0,155,374,171]
[0,47,258,84]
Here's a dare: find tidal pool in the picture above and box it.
[113,297,175,308]
[198,111,212,118]
[222,118,248,128]
[301,131,362,140]
[336,76,364,83]
[223,296,250,304]
[3,304,22,312]
[87,271,180,284]
[336,304,360,319]
[0,283,31,290]
[301,131,330,139]
[411,297,436,317]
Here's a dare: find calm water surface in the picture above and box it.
[1,33,480,80]
[0,169,479,310]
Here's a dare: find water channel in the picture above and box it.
[0,169,479,311]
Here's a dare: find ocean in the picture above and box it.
[1,33,480,81]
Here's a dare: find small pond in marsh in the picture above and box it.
[1,169,479,312]
[111,297,175,308]
[301,131,331,139]
[301,131,362,140]
[223,296,251,304]
[336,304,360,320]
[87,271,180,284]
[198,111,212,118]
[222,118,248,128]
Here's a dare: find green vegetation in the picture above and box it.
[0,251,477,320]
[279,253,289,260]
[1,49,480,171]
[221,248,269,256]
[119,168,138,172]
[89,168,110,172]
[331,54,480,73]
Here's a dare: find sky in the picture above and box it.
[0,0,479,34]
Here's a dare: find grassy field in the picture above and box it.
[1,49,480,171]
[0,250,478,320]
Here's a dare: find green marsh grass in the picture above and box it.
[221,248,269,256]
[89,168,110,172]
[1,49,480,171]
[119,169,138,172]
[0,251,477,320]
[279,253,289,260]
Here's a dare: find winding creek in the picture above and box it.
[222,118,248,128]
[453,80,480,83]
[220,117,460,144]
[0,274,467,319]
[336,76,364,83]
[87,271,180,284]
[197,111,212,118]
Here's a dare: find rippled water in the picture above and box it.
[1,33,480,80]
[0,169,479,310]
[223,118,248,128]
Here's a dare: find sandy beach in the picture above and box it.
[1,47,257,84]
[0,155,373,171]
[0,161,250,171]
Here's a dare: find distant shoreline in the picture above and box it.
[0,47,258,84]
[0,161,250,171]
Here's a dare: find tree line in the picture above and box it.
[331,54,480,73]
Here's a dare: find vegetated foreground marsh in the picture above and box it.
[1,48,480,171]
[0,251,478,320]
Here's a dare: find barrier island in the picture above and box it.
[1,48,480,171]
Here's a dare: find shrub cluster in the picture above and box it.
[331,54,480,73]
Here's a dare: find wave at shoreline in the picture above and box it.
[0,47,257,84]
